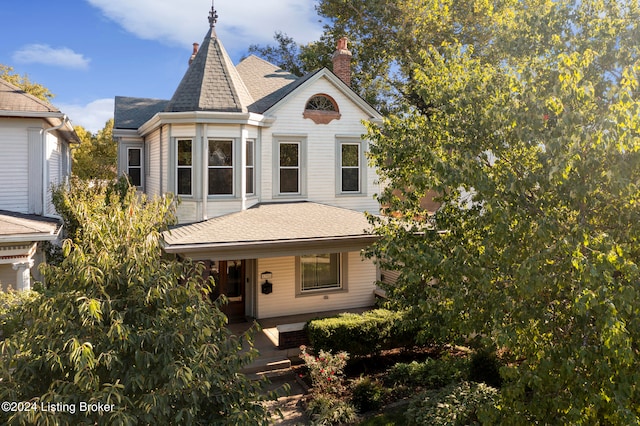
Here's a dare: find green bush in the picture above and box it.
[0,180,274,425]
[306,395,357,425]
[0,290,40,339]
[305,309,416,355]
[351,377,386,413]
[406,381,499,425]
[387,355,469,388]
[300,346,349,395]
[468,349,503,388]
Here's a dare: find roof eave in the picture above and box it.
[161,234,378,260]
[0,232,60,243]
[138,111,274,136]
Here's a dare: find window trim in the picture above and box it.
[246,139,255,196]
[295,253,348,296]
[273,135,307,198]
[176,138,193,196]
[303,94,341,124]
[336,138,367,196]
[207,139,234,196]
[127,147,143,187]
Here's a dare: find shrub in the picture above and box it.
[387,355,469,388]
[468,349,503,388]
[306,395,357,425]
[406,381,499,425]
[300,345,349,395]
[305,309,417,356]
[0,290,40,339]
[0,180,274,425]
[351,376,386,413]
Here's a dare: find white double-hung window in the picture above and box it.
[279,141,300,194]
[208,140,234,195]
[176,139,193,195]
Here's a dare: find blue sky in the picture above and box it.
[0,0,325,132]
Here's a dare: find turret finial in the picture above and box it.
[208,2,218,28]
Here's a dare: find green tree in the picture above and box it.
[246,32,309,77]
[0,64,54,101]
[73,119,117,180]
[0,179,276,425]
[366,0,640,424]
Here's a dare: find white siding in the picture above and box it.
[46,135,61,216]
[0,119,30,213]
[256,251,377,319]
[261,77,380,213]
[147,129,161,197]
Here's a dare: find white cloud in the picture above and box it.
[12,44,90,70]
[58,98,115,134]
[86,0,323,52]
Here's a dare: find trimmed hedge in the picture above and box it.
[305,309,417,356]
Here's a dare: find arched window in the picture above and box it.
[303,94,341,124]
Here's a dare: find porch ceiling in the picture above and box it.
[161,202,378,259]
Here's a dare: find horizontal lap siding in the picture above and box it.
[256,252,377,319]
[0,122,29,212]
[147,130,161,197]
[262,77,380,213]
[46,135,60,215]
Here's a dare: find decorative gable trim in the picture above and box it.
[263,68,382,121]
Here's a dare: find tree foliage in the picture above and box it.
[366,0,640,423]
[0,64,54,101]
[0,179,275,425]
[73,119,117,180]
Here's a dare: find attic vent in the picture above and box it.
[303,94,341,124]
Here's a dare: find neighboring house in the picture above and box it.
[113,7,383,321]
[0,79,79,291]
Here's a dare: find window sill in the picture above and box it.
[336,192,367,197]
[296,287,346,298]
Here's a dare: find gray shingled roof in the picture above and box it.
[0,210,61,240]
[164,28,254,113]
[114,96,169,130]
[163,202,374,248]
[0,79,60,113]
[235,55,301,113]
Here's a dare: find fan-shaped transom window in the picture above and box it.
[305,95,338,111]
[303,94,341,124]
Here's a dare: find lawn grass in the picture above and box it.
[358,406,407,425]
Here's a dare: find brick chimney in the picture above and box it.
[332,37,352,86]
[189,43,199,65]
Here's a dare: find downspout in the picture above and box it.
[42,115,69,216]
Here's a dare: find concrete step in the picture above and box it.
[242,356,291,375]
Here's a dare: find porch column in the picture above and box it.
[12,259,34,291]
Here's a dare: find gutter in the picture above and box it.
[161,234,378,254]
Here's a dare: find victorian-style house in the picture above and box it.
[113,7,382,321]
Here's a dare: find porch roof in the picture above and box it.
[0,210,61,243]
[162,202,378,259]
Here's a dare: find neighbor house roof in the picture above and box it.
[0,79,59,113]
[0,210,61,243]
[0,79,80,143]
[162,202,378,259]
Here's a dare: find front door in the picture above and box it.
[210,260,246,322]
